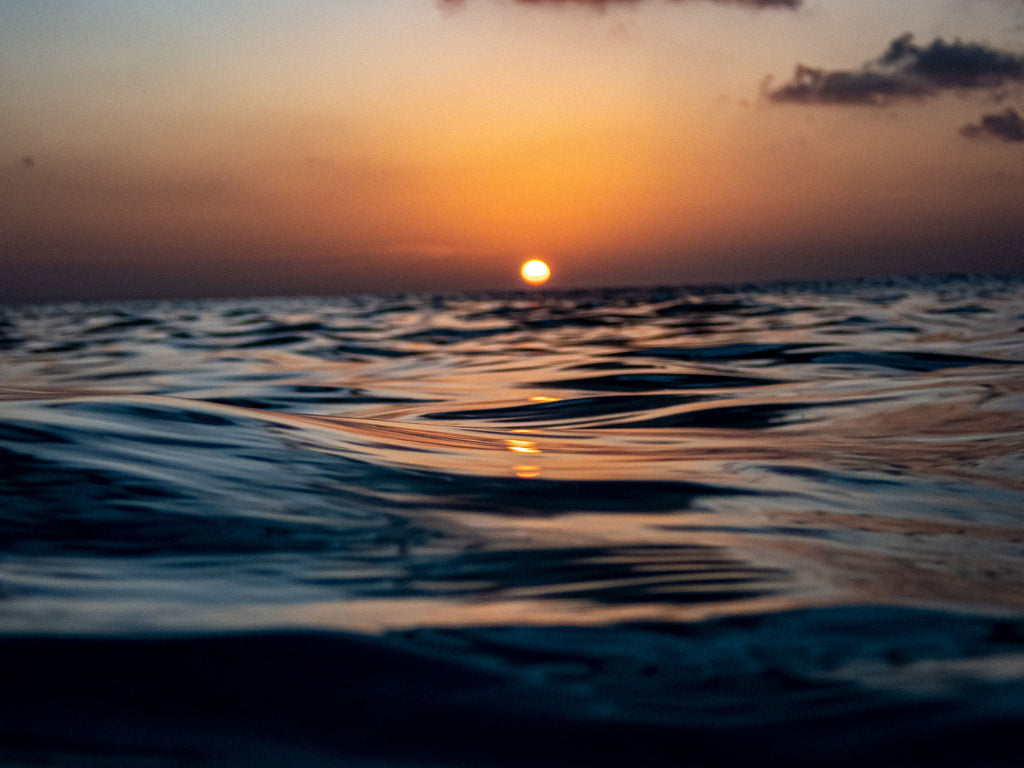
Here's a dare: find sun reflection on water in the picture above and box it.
[506,438,541,455]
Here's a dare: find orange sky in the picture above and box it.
[2,1,1023,302]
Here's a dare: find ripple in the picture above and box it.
[401,544,787,604]
[541,371,782,392]
[425,394,700,423]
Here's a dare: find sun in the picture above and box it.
[520,259,551,286]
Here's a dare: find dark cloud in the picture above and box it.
[768,34,1024,105]
[881,34,1024,89]
[441,0,800,9]
[960,107,1024,142]
[766,63,929,105]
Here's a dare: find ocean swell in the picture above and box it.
[2,275,1024,765]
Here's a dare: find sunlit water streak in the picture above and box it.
[2,274,1024,766]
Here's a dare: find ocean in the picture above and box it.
[2,273,1024,766]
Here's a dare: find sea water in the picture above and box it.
[2,274,1024,766]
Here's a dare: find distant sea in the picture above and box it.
[2,273,1024,767]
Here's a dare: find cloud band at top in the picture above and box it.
[441,0,801,9]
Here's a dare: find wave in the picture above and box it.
[3,275,1024,765]
[3,608,1024,767]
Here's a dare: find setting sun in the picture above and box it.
[520,259,551,286]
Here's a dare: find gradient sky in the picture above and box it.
[2,0,1023,302]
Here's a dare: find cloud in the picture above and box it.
[881,34,1024,89]
[768,34,1024,105]
[441,0,800,9]
[766,64,929,105]
[960,107,1024,142]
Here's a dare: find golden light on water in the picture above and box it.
[506,438,541,455]
[520,259,551,286]
[508,433,542,478]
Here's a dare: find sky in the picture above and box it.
[2,0,1023,302]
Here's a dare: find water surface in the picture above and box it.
[2,274,1024,765]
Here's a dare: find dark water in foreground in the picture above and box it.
[2,274,1024,766]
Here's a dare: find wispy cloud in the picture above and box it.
[441,0,800,10]
[960,107,1024,142]
[767,34,1024,106]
